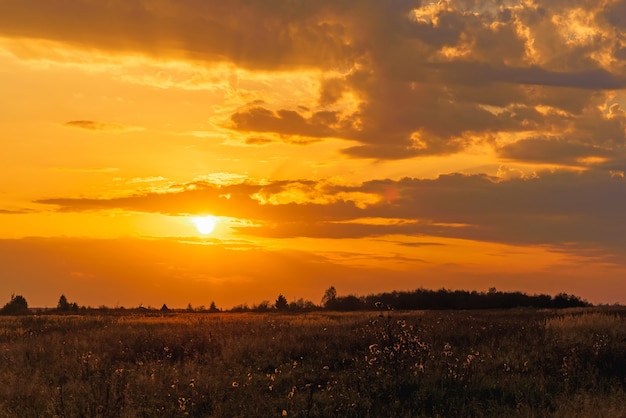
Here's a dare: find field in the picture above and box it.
[1,308,625,417]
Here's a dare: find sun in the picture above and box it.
[191,215,217,235]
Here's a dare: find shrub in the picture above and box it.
[0,294,29,315]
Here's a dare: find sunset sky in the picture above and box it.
[2,0,626,309]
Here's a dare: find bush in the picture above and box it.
[0,294,29,315]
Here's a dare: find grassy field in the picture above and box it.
[0,308,625,417]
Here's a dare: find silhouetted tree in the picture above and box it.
[57,294,70,311]
[254,301,271,312]
[288,298,317,311]
[231,303,250,312]
[333,295,365,311]
[0,294,29,315]
[209,301,219,312]
[275,294,288,311]
[56,295,79,313]
[160,304,170,312]
[358,288,591,311]
[321,286,337,308]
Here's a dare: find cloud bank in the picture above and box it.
[36,170,626,256]
[2,0,626,160]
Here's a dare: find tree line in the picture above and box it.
[320,286,591,311]
[1,286,593,316]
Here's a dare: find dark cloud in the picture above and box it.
[3,1,626,160]
[245,136,274,145]
[426,62,626,90]
[35,170,626,251]
[498,137,613,165]
[2,1,625,159]
[231,107,340,138]
[395,241,447,248]
[0,0,360,70]
[603,0,626,28]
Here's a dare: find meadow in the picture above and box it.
[0,308,625,417]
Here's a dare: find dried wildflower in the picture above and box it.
[369,344,381,355]
[231,381,239,388]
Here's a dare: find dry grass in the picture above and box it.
[0,308,624,417]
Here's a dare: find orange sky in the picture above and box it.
[2,0,626,308]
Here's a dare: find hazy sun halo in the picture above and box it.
[191,216,217,235]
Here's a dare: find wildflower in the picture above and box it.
[231,381,239,388]
[282,410,288,416]
[322,365,330,371]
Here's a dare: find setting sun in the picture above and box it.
[191,216,217,235]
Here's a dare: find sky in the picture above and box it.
[1,0,626,309]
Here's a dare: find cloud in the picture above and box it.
[35,169,626,252]
[498,137,613,165]
[0,208,33,215]
[0,0,358,70]
[64,120,143,133]
[245,136,275,146]
[4,0,626,161]
[426,62,626,90]
[231,107,341,138]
